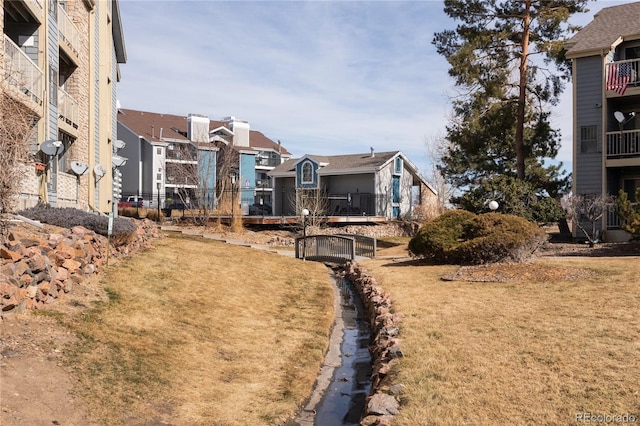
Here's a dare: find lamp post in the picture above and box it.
[488,200,499,211]
[302,208,310,261]
[231,173,236,220]
[157,182,161,221]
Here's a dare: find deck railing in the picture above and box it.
[3,34,43,104]
[58,4,80,55]
[606,129,640,158]
[606,58,640,92]
[58,87,78,128]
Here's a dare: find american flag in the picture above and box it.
[607,62,634,95]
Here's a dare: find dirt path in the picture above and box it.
[1,314,93,426]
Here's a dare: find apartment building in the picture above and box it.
[2,0,126,214]
[565,1,640,240]
[116,109,291,212]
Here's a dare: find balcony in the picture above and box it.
[605,59,640,97]
[58,87,79,129]
[255,156,281,168]
[606,129,640,158]
[255,179,273,189]
[3,34,43,106]
[58,4,80,57]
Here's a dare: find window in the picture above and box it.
[623,178,640,202]
[301,161,313,184]
[49,0,57,19]
[394,157,403,175]
[580,125,598,153]
[49,66,58,107]
[625,46,640,60]
[157,147,162,155]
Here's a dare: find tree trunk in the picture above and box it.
[514,0,531,181]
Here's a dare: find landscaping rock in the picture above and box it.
[1,218,160,316]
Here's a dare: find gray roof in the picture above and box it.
[270,151,399,174]
[270,150,437,195]
[566,2,640,58]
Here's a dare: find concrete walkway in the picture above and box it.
[160,225,296,257]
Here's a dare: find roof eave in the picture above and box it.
[112,0,127,63]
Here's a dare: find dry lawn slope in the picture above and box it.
[361,254,640,425]
[65,233,333,425]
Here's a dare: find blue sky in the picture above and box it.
[117,0,630,179]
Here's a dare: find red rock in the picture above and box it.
[0,247,22,261]
[62,259,81,274]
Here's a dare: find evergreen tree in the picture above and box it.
[433,0,587,221]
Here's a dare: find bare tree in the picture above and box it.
[292,188,329,230]
[423,134,454,215]
[0,86,37,238]
[561,193,615,247]
[164,141,219,225]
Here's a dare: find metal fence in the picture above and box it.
[295,235,356,263]
[337,234,377,258]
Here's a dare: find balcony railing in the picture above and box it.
[606,58,640,94]
[58,87,79,128]
[255,157,281,167]
[606,129,640,158]
[255,179,273,189]
[58,4,80,55]
[3,34,43,105]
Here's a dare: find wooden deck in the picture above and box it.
[165,212,388,225]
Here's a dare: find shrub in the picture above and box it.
[19,205,137,243]
[456,213,547,264]
[409,210,546,264]
[408,209,475,262]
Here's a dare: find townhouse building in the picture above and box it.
[269,150,437,220]
[2,0,126,214]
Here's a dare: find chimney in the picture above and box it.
[278,140,281,153]
[225,116,250,147]
[159,128,163,140]
[187,114,210,143]
[370,147,375,157]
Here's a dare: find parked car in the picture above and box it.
[249,203,272,215]
[127,196,145,208]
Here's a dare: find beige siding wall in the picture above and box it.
[2,0,122,213]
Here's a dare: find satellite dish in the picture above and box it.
[614,111,626,123]
[112,155,127,168]
[40,139,64,156]
[94,164,106,178]
[114,139,126,150]
[70,161,90,176]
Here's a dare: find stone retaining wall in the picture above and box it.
[0,219,161,317]
[342,262,403,426]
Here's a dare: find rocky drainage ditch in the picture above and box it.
[294,263,403,425]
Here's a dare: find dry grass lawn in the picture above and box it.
[64,233,333,425]
[362,249,640,425]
